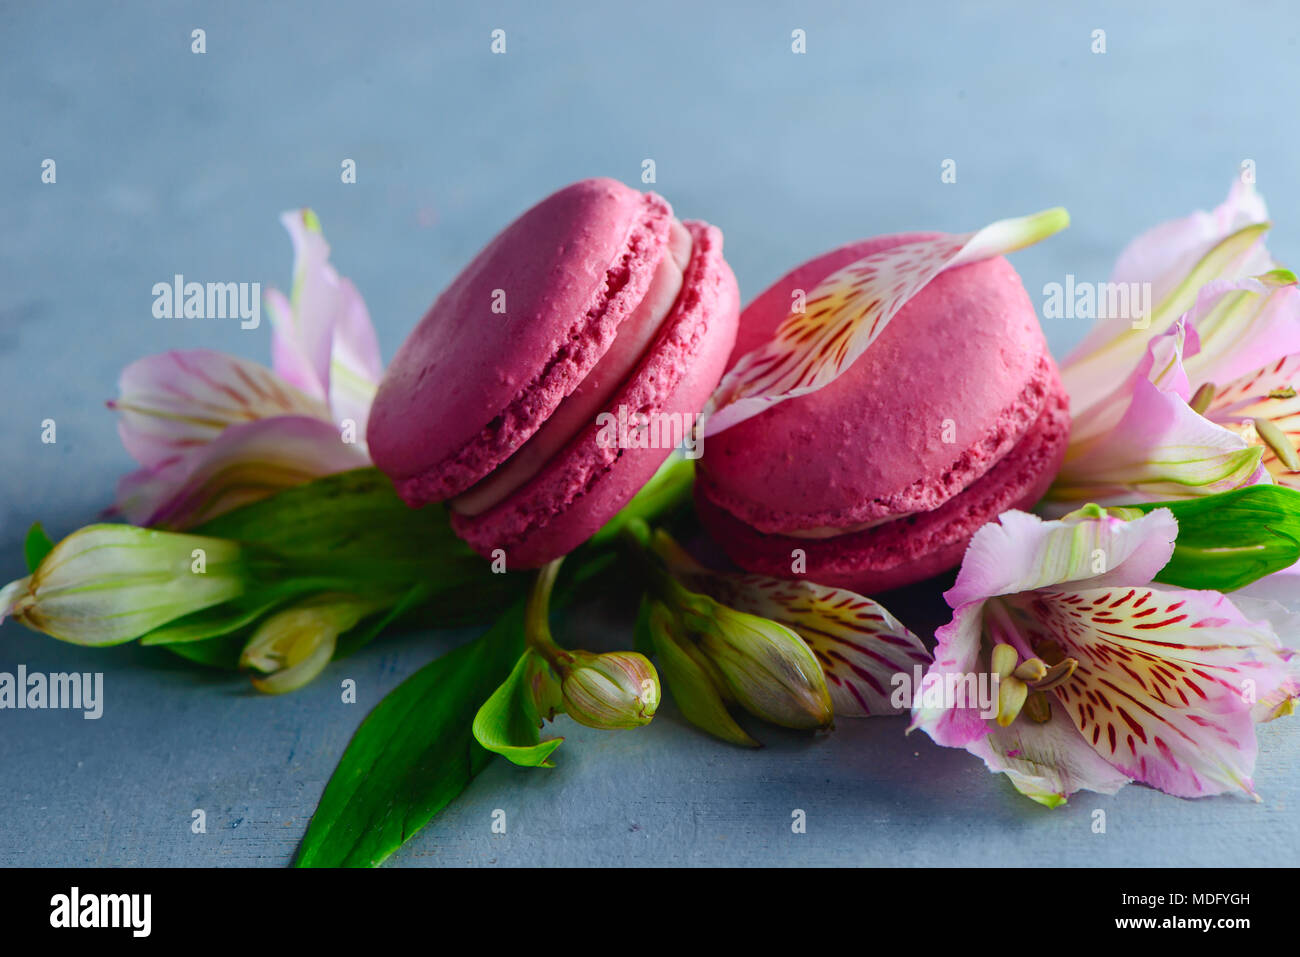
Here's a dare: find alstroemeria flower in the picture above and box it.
[109,210,379,528]
[1050,183,1294,509]
[1051,271,1300,509]
[911,507,1299,807]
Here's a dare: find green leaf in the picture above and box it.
[334,582,432,659]
[23,523,54,573]
[294,602,526,868]
[472,649,564,767]
[1129,485,1300,591]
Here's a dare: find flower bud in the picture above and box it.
[0,524,246,646]
[240,594,374,694]
[560,650,660,730]
[694,602,833,731]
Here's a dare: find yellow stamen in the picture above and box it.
[1267,385,1297,400]
[1032,657,1079,692]
[1188,381,1217,415]
[996,676,1028,727]
[1013,657,1048,682]
[1254,417,1300,471]
[991,643,1018,680]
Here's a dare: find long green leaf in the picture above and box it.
[293,603,526,867]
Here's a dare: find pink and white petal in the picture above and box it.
[265,287,326,400]
[1111,180,1270,306]
[1220,596,1300,721]
[112,454,194,525]
[110,350,329,468]
[702,208,1069,436]
[689,572,931,717]
[325,275,383,439]
[140,415,368,530]
[1066,319,1195,449]
[1064,214,1272,418]
[1015,585,1294,798]
[1049,374,1269,508]
[910,602,992,748]
[945,508,1178,609]
[279,209,339,393]
[1184,275,1300,390]
[967,714,1132,808]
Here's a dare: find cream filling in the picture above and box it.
[450,219,693,517]
[781,511,917,539]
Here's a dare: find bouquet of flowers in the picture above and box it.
[5,180,1297,866]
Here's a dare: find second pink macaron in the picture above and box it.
[695,233,1071,593]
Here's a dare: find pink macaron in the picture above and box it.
[367,178,740,567]
[695,233,1070,593]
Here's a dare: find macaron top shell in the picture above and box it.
[698,233,1053,535]
[367,178,674,504]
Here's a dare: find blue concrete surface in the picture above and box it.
[2,0,1299,866]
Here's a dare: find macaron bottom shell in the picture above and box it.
[695,371,1071,594]
[451,220,740,568]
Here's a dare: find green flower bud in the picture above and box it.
[693,601,833,731]
[560,650,660,730]
[0,524,246,646]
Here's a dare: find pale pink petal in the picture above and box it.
[265,287,325,400]
[967,712,1132,808]
[909,603,991,747]
[945,509,1178,609]
[1064,182,1272,417]
[278,209,337,393]
[702,208,1069,436]
[266,211,383,429]
[325,275,382,441]
[1014,585,1296,798]
[1049,373,1268,508]
[1184,274,1300,389]
[109,349,329,468]
[1111,180,1270,304]
[137,415,368,530]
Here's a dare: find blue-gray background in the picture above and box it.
[3,0,1298,866]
